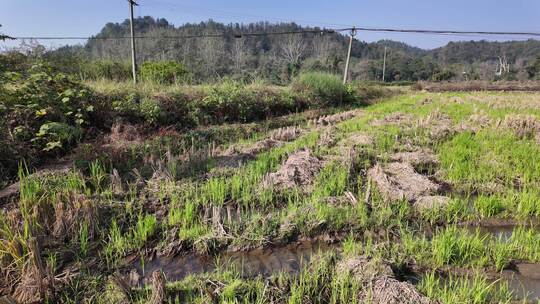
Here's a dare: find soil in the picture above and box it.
[217,138,284,169]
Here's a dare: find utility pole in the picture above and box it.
[128,0,138,84]
[343,27,356,84]
[382,46,387,82]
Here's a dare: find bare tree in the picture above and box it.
[232,38,248,73]
[496,55,510,76]
[198,32,226,79]
[280,34,306,65]
[312,35,333,60]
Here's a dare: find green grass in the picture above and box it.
[4,90,540,303]
[439,131,540,190]
[419,271,514,304]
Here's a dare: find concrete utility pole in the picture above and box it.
[343,27,356,84]
[128,0,138,84]
[382,46,387,82]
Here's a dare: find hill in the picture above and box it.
[55,17,540,82]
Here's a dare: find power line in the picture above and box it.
[354,27,540,37]
[9,28,341,41]
[6,27,540,41]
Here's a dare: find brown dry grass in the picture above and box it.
[416,81,540,92]
[310,110,361,127]
[262,149,322,190]
[368,162,441,202]
[501,114,540,139]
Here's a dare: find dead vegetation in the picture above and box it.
[149,271,166,304]
[105,122,143,149]
[415,81,540,92]
[262,149,323,190]
[269,126,303,142]
[371,112,415,127]
[337,257,432,304]
[339,133,374,148]
[417,110,455,140]
[310,110,361,127]
[389,150,439,168]
[368,162,441,202]
[365,277,433,304]
[501,114,540,140]
[413,195,451,211]
[455,112,493,133]
[318,126,338,147]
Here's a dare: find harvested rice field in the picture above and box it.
[2,91,540,303]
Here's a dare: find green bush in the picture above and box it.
[81,60,132,81]
[140,61,189,84]
[0,51,32,74]
[200,80,296,124]
[292,72,348,106]
[2,64,94,155]
[432,70,456,82]
[0,64,95,184]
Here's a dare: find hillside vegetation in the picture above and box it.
[38,17,540,83]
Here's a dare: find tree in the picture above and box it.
[526,56,540,80]
[232,38,248,74]
[0,24,14,41]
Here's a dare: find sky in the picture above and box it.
[1,0,539,50]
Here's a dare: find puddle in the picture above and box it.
[132,241,338,285]
[501,264,540,301]
[432,264,540,302]
[462,220,540,242]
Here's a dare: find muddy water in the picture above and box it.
[463,222,540,241]
[133,241,338,285]
[502,264,540,301]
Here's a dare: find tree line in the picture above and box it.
[6,17,540,83]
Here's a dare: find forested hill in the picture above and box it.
[60,17,540,82]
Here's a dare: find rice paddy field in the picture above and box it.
[2,89,540,303]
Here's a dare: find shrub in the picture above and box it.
[81,60,132,81]
[200,80,296,124]
[0,51,32,74]
[292,72,348,106]
[432,70,456,82]
[3,64,93,150]
[140,61,189,84]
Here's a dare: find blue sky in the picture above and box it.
[1,0,539,49]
